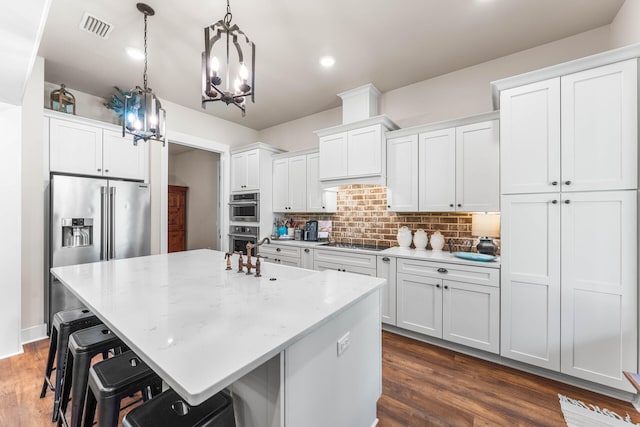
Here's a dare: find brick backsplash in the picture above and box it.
[276,185,500,253]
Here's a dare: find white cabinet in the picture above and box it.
[500,193,561,371]
[272,155,307,212]
[314,249,377,276]
[376,256,397,325]
[560,190,637,390]
[306,153,337,213]
[259,244,315,268]
[386,135,418,212]
[316,116,398,185]
[300,247,314,269]
[231,149,260,192]
[418,121,499,212]
[49,117,147,180]
[396,258,500,354]
[500,59,637,195]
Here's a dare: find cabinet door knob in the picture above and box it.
[304,248,310,253]
[449,204,454,208]
[382,257,390,262]
[551,199,558,204]
[436,284,441,288]
[444,285,449,290]
[276,248,281,252]
[105,169,109,173]
[551,181,558,186]
[564,200,571,204]
[457,204,462,208]
[322,206,325,209]
[97,168,101,172]
[437,268,448,273]
[564,180,571,185]
[387,205,391,208]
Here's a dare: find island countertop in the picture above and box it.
[50,249,385,406]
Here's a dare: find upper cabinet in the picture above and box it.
[499,59,637,195]
[231,144,283,194]
[316,116,398,186]
[272,151,336,213]
[231,149,260,192]
[48,115,148,181]
[386,112,500,213]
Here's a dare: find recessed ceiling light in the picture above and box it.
[126,47,145,61]
[320,56,335,67]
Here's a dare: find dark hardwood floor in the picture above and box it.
[378,331,640,426]
[2,332,639,426]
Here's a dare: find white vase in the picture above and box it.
[430,231,445,251]
[397,226,412,248]
[413,229,428,250]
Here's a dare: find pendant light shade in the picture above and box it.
[123,3,166,146]
[202,0,255,116]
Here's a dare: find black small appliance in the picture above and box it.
[304,220,318,241]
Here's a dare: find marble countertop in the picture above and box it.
[380,247,501,268]
[50,249,384,405]
[266,239,328,248]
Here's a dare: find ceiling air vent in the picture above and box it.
[79,12,113,40]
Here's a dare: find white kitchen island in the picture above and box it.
[50,249,384,427]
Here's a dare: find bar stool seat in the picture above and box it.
[123,389,236,427]
[40,308,101,422]
[83,351,162,427]
[57,324,126,427]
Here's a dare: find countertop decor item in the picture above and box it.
[122,3,167,147]
[50,84,76,115]
[430,231,445,251]
[472,213,500,256]
[453,252,496,262]
[202,0,255,116]
[397,226,412,248]
[413,229,428,250]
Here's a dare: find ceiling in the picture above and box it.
[38,0,624,130]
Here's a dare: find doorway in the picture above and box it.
[168,143,221,251]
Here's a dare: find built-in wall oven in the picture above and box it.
[229,193,259,222]
[229,225,259,256]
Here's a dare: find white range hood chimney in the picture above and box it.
[338,84,381,124]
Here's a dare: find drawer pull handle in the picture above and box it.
[382,257,390,262]
[437,268,448,273]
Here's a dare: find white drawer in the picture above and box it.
[259,244,301,258]
[397,258,499,288]
[314,249,378,270]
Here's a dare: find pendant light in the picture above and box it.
[202,0,255,116]
[123,3,166,146]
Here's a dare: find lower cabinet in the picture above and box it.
[377,256,397,326]
[396,258,500,354]
[259,244,310,267]
[313,250,377,276]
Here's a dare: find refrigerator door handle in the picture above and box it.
[110,186,116,259]
[101,186,108,260]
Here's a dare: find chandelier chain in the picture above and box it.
[224,0,232,25]
[143,12,148,89]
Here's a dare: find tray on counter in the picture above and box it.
[453,252,496,262]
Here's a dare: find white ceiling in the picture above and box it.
[38,0,624,130]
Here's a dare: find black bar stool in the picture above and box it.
[57,324,126,427]
[122,389,236,427]
[83,351,162,427]
[40,308,101,422]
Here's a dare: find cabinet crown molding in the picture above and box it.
[386,111,499,139]
[314,114,398,138]
[230,142,284,155]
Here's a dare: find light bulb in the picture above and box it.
[149,115,157,126]
[127,112,136,124]
[210,56,220,72]
[234,77,241,94]
[134,120,142,130]
[239,63,249,80]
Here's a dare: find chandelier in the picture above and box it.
[201,0,255,116]
[122,3,166,146]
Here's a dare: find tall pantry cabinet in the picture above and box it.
[498,58,638,392]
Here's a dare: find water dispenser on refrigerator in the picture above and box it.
[61,218,93,248]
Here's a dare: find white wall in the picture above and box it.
[257,26,611,150]
[21,57,45,334]
[0,103,23,358]
[170,149,220,250]
[610,0,640,48]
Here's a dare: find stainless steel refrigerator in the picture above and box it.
[48,174,151,330]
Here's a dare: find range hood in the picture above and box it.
[315,84,398,188]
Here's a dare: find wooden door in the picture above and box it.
[168,185,187,253]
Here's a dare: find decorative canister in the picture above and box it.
[430,231,445,251]
[397,226,412,248]
[413,229,428,250]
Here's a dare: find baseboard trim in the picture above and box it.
[21,323,48,344]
